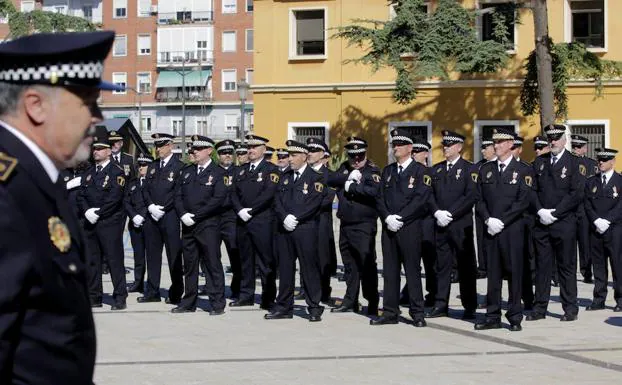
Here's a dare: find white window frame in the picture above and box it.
[222,30,237,52]
[140,115,152,132]
[0,13,8,24]
[564,0,608,53]
[565,119,610,148]
[137,0,151,17]
[195,117,208,135]
[137,34,151,55]
[222,0,237,14]
[389,1,430,20]
[245,29,254,52]
[246,0,253,12]
[112,72,127,95]
[171,118,183,136]
[113,34,127,57]
[221,69,237,93]
[224,114,239,132]
[289,7,328,61]
[473,119,519,162]
[82,4,93,21]
[245,68,254,84]
[113,0,128,19]
[136,72,151,94]
[287,122,330,144]
[20,1,35,12]
[387,121,432,164]
[475,1,518,54]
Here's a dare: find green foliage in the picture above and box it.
[333,0,511,104]
[520,42,622,120]
[328,150,348,172]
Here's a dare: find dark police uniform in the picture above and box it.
[141,133,185,303]
[575,151,599,282]
[515,157,537,311]
[230,135,280,308]
[475,140,495,277]
[61,164,90,220]
[0,30,124,384]
[175,151,227,313]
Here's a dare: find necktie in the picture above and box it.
[140,177,144,187]
[96,165,102,173]
[294,171,300,182]
[250,164,255,173]
[499,163,505,174]
[160,160,165,169]
[603,174,607,186]
[115,154,120,163]
[447,163,452,172]
[551,156,557,165]
[398,165,403,175]
[198,166,204,175]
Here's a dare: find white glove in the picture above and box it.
[66,176,82,189]
[84,208,100,225]
[345,180,354,192]
[537,209,558,225]
[181,213,196,227]
[348,170,362,183]
[434,210,453,227]
[132,215,145,227]
[385,215,404,232]
[486,217,504,236]
[283,214,299,232]
[594,218,611,234]
[238,208,252,222]
[148,204,165,221]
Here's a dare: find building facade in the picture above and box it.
[253,0,621,167]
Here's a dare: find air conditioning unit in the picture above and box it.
[150,5,158,14]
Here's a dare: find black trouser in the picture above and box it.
[484,220,523,325]
[318,211,334,301]
[84,216,127,304]
[143,210,184,301]
[521,215,535,308]
[328,218,338,277]
[180,223,225,311]
[221,215,241,299]
[381,220,424,320]
[590,225,622,306]
[475,215,487,273]
[533,215,578,316]
[237,216,277,305]
[339,221,379,309]
[128,223,146,287]
[274,223,324,316]
[577,208,593,280]
[434,223,477,311]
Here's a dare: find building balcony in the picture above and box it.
[157,51,214,67]
[155,88,212,103]
[157,11,213,25]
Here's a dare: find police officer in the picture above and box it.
[529,124,586,322]
[307,137,337,303]
[534,135,550,157]
[173,135,227,314]
[474,128,531,331]
[571,134,599,283]
[216,139,242,300]
[230,134,280,309]
[322,149,338,278]
[0,30,121,383]
[276,148,290,173]
[328,137,381,315]
[475,138,496,279]
[266,140,326,321]
[584,148,622,312]
[109,130,135,179]
[124,153,152,293]
[236,143,250,165]
[426,131,478,320]
[265,146,275,163]
[140,133,185,304]
[78,127,128,310]
[373,129,431,327]
[61,160,91,220]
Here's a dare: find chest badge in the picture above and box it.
[168,171,174,182]
[486,171,492,180]
[614,186,619,199]
[239,169,245,176]
[48,216,71,253]
[592,185,597,193]
[102,174,109,187]
[131,185,137,191]
[437,167,442,174]
[123,164,130,176]
[257,172,263,182]
[64,176,69,182]
[184,173,190,179]
[343,169,348,175]
[540,163,544,171]
[150,168,156,175]
[560,166,567,179]
[455,168,462,180]
[206,175,213,186]
[510,171,518,185]
[302,182,308,194]
[387,175,391,183]
[284,178,289,185]
[86,174,92,182]
[408,176,415,189]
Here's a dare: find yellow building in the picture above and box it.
[253,0,621,167]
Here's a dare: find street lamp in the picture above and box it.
[126,86,143,136]
[237,79,249,143]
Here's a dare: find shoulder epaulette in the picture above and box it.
[113,163,124,172]
[0,152,18,182]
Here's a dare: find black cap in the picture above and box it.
[151,133,175,147]
[190,135,214,149]
[245,134,269,146]
[216,139,235,154]
[481,137,494,149]
[344,136,368,154]
[264,146,275,156]
[390,129,414,146]
[595,148,618,161]
[307,137,328,153]
[92,125,110,149]
[412,140,431,153]
[285,140,309,154]
[0,31,123,91]
[137,153,153,164]
[513,135,524,148]
[534,135,548,149]
[235,143,248,154]
[571,134,588,148]
[441,130,465,146]
[276,148,289,159]
[492,127,515,141]
[544,124,566,140]
[108,130,123,142]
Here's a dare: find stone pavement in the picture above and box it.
[95,228,622,384]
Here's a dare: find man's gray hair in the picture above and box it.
[0,82,26,117]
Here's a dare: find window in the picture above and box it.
[246,0,253,12]
[287,122,330,144]
[197,41,208,62]
[569,0,605,49]
[389,1,429,20]
[222,31,237,52]
[290,8,326,58]
[224,114,239,132]
[176,11,191,21]
[20,1,34,12]
[82,5,93,21]
[473,120,519,161]
[113,0,127,18]
[54,6,67,14]
[196,119,208,135]
[245,69,254,85]
[223,0,237,14]
[112,73,127,95]
[113,35,127,56]
[567,120,609,159]
[387,121,432,163]
[137,72,151,94]
[137,0,151,17]
[245,29,254,51]
[138,34,151,55]
[478,2,516,51]
[171,118,183,136]
[222,69,237,92]
[140,116,152,132]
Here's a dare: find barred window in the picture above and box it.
[391,125,428,143]
[480,124,515,141]
[294,126,326,144]
[569,124,606,159]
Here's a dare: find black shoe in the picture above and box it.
[583,276,593,284]
[127,283,144,293]
[370,316,399,325]
[331,304,357,313]
[462,310,476,320]
[209,309,225,316]
[523,303,533,311]
[509,324,522,332]
[229,299,254,307]
[614,305,622,312]
[560,313,578,322]
[586,302,605,311]
[474,321,502,330]
[309,314,322,322]
[165,297,180,305]
[264,311,293,320]
[111,302,127,311]
[91,302,103,308]
[525,312,545,321]
[171,306,195,313]
[412,319,427,328]
[425,307,448,318]
[137,296,161,303]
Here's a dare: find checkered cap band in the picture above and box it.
[571,138,588,145]
[277,150,289,156]
[288,146,308,154]
[482,140,494,146]
[545,128,565,135]
[137,156,152,163]
[442,135,464,143]
[236,148,248,153]
[347,139,366,146]
[535,139,548,146]
[324,151,330,157]
[0,61,104,82]
[217,144,235,152]
[153,137,173,144]
[412,143,429,151]
[492,132,514,141]
[192,140,213,148]
[248,139,267,146]
[308,143,325,150]
[597,150,617,157]
[391,135,413,144]
[347,147,367,154]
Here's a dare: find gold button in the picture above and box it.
[68,263,77,273]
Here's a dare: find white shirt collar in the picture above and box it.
[311,163,322,171]
[0,120,59,183]
[447,155,461,167]
[160,153,174,167]
[250,158,263,169]
[552,148,566,161]
[498,156,513,169]
[97,159,111,170]
[198,159,212,169]
[295,163,308,175]
[397,157,413,170]
[603,169,614,184]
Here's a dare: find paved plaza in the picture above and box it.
[94,226,622,385]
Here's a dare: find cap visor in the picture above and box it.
[98,81,125,92]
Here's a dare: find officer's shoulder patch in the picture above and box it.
[579,164,586,176]
[423,175,431,186]
[471,172,478,183]
[372,174,381,183]
[117,176,125,187]
[525,175,532,187]
[314,182,324,192]
[270,173,279,183]
[0,152,18,182]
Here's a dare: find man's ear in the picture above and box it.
[22,88,49,125]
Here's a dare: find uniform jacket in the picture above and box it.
[219,164,238,222]
[231,159,280,221]
[315,164,337,215]
[60,167,87,220]
[175,161,227,226]
[124,176,148,221]
[328,160,381,224]
[142,155,185,214]
[429,157,478,228]
[77,162,126,222]
[274,166,325,227]
[0,125,96,384]
[584,172,622,225]
[576,155,599,219]
[112,151,135,179]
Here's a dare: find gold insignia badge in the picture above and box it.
[48,216,71,253]
[456,169,462,180]
[408,176,415,189]
[270,173,279,183]
[257,172,263,182]
[102,175,109,187]
[540,163,544,171]
[64,176,70,182]
[117,176,125,187]
[168,171,174,182]
[184,173,190,179]
[0,152,18,182]
[372,174,380,183]
[302,182,309,194]
[525,176,532,187]
[423,175,431,186]
[224,176,232,186]
[510,171,518,185]
[579,164,586,176]
[471,172,478,183]
[614,186,619,199]
[86,174,92,182]
[123,164,130,176]
[315,182,324,192]
[343,169,348,175]
[560,166,567,179]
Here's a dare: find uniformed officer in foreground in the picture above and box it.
[0,30,122,384]
[475,128,531,332]
[584,148,622,312]
[78,127,128,310]
[110,130,135,179]
[475,138,496,279]
[266,140,326,321]
[276,148,290,173]
[374,129,431,327]
[236,143,249,165]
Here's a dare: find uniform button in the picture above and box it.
[68,263,78,273]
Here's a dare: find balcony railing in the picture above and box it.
[157,51,213,66]
[158,11,213,25]
[156,89,212,103]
